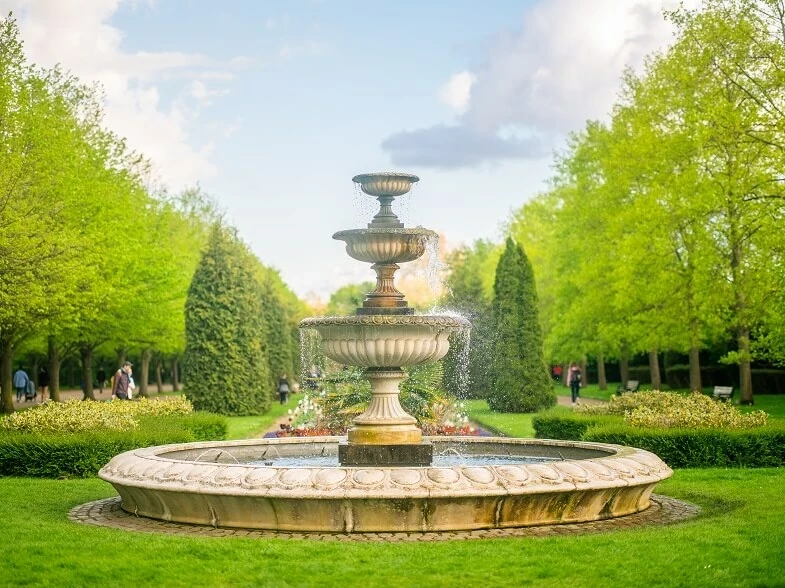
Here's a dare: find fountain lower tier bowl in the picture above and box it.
[98,437,672,533]
[333,228,438,264]
[299,315,470,367]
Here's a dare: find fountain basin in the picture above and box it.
[352,172,419,197]
[300,315,469,367]
[333,228,437,264]
[98,437,672,533]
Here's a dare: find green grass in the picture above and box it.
[224,396,298,440]
[1,468,784,587]
[465,399,536,437]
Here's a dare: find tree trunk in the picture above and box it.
[620,355,630,386]
[140,348,151,398]
[1,341,14,414]
[172,357,180,392]
[597,353,607,390]
[32,356,40,390]
[739,328,754,405]
[579,359,588,385]
[649,349,661,390]
[155,357,163,394]
[688,346,702,392]
[80,346,95,401]
[116,348,126,367]
[48,336,61,402]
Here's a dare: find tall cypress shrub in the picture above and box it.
[488,238,555,412]
[183,226,272,415]
[258,270,295,382]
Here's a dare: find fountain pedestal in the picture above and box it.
[338,368,433,466]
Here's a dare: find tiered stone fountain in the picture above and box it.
[99,173,672,533]
[301,172,468,467]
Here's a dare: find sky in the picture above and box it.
[4,0,697,301]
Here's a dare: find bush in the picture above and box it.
[532,409,621,440]
[577,391,768,429]
[0,397,195,435]
[0,411,228,478]
[584,424,785,468]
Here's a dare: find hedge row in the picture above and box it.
[0,412,227,478]
[532,412,785,468]
[584,425,785,468]
[532,411,621,441]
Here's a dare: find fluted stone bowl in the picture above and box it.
[333,228,438,264]
[352,172,420,197]
[299,315,470,367]
[98,437,673,533]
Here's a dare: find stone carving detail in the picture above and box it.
[99,438,672,498]
[300,315,470,328]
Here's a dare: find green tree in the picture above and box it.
[325,282,375,316]
[183,226,272,415]
[488,238,555,412]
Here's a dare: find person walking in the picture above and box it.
[568,363,582,406]
[38,366,49,401]
[111,361,133,400]
[277,373,290,405]
[13,366,30,403]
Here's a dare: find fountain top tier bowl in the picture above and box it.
[352,172,419,197]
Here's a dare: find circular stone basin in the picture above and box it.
[333,228,438,264]
[300,314,469,367]
[98,437,672,533]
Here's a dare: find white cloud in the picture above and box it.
[3,0,239,189]
[439,71,477,116]
[384,0,702,168]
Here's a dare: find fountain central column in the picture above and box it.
[302,172,469,467]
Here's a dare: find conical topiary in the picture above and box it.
[488,238,556,412]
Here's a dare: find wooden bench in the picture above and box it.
[615,380,640,396]
[713,386,734,401]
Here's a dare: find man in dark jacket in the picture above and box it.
[112,361,132,400]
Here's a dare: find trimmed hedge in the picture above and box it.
[584,424,785,468]
[533,410,785,468]
[0,412,228,478]
[532,410,622,440]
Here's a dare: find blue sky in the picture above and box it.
[6,0,692,300]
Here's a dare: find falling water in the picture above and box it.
[422,232,448,296]
[452,327,472,401]
[299,328,323,384]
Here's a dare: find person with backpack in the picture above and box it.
[568,363,582,406]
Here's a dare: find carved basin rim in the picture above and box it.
[333,228,438,240]
[352,172,420,184]
[299,314,471,329]
[99,437,673,499]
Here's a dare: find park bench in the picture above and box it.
[713,386,734,401]
[615,380,640,396]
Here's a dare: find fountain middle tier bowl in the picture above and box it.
[300,314,470,367]
[333,228,438,264]
[98,437,673,533]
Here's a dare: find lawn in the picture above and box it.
[0,468,783,587]
[225,395,297,440]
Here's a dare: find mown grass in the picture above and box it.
[224,395,298,440]
[0,468,783,587]
[464,399,536,437]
